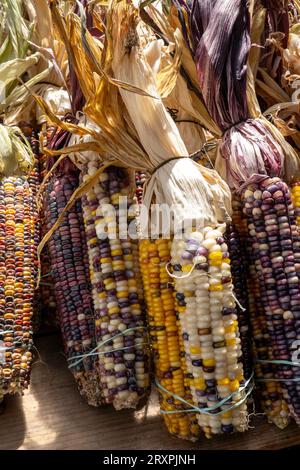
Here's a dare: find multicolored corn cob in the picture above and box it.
[139,238,200,441]
[231,192,289,428]
[20,125,41,334]
[39,127,58,329]
[0,174,38,399]
[81,159,150,409]
[225,222,252,379]
[44,158,102,406]
[170,228,249,438]
[241,176,300,424]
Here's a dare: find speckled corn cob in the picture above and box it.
[232,192,289,428]
[0,175,38,399]
[81,160,149,410]
[139,238,200,441]
[242,177,300,424]
[225,223,252,379]
[44,159,102,406]
[39,127,58,328]
[170,228,249,438]
[21,127,41,334]
[291,182,300,227]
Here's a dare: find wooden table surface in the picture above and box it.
[1,334,300,450]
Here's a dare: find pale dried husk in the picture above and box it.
[37,0,231,237]
[110,0,231,235]
[35,85,71,125]
[0,124,34,176]
[145,2,221,137]
[68,114,107,170]
[24,0,68,85]
[0,0,69,125]
[151,39,206,153]
[253,5,300,157]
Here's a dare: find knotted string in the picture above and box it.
[68,326,147,369]
[255,358,300,382]
[156,372,254,416]
[165,263,246,312]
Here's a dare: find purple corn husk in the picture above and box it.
[187,0,285,188]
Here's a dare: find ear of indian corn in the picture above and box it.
[81,160,150,409]
[43,158,102,406]
[225,222,252,379]
[0,173,37,398]
[135,171,199,438]
[241,176,300,424]
[21,125,41,334]
[170,227,249,438]
[139,238,200,441]
[231,192,290,428]
[135,171,198,438]
[39,127,58,329]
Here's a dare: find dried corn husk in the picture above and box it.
[35,86,71,125]
[0,0,68,125]
[186,0,300,189]
[109,1,231,233]
[143,3,221,137]
[253,3,300,153]
[38,0,230,236]
[0,125,34,176]
[0,0,32,60]
[142,33,206,153]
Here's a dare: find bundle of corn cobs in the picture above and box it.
[1,0,300,443]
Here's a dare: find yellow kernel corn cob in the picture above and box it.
[291,182,300,227]
[81,161,150,409]
[232,192,289,428]
[0,175,38,399]
[170,227,249,438]
[139,238,200,441]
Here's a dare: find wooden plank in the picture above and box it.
[0,335,299,450]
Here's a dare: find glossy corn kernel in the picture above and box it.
[140,238,200,441]
[81,160,150,410]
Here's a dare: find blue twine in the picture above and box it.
[255,359,300,382]
[256,377,300,383]
[156,372,254,416]
[256,359,300,367]
[68,326,147,369]
[0,345,14,352]
[41,271,53,279]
